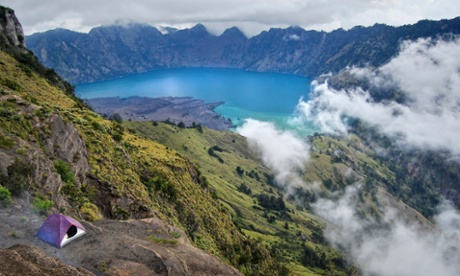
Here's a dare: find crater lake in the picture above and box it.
[76,67,315,135]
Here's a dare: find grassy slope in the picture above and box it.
[126,120,435,275]
[125,121,353,275]
[0,50,281,275]
[0,43,434,274]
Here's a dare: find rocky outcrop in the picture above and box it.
[26,17,460,84]
[0,94,88,212]
[44,114,90,184]
[0,206,241,276]
[0,244,93,276]
[0,6,25,51]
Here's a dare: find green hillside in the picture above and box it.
[0,41,435,273]
[125,121,352,275]
[0,42,283,274]
[126,119,437,274]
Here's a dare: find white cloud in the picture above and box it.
[237,119,310,194]
[283,34,301,41]
[314,184,460,276]
[297,38,460,155]
[3,0,460,36]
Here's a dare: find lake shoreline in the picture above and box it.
[85,96,234,130]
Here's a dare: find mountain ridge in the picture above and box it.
[26,17,460,83]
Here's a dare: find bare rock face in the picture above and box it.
[70,218,242,276]
[45,114,91,184]
[0,95,90,212]
[0,244,93,276]
[0,206,241,276]
[0,6,26,51]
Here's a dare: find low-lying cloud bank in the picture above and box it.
[314,184,460,276]
[297,37,460,155]
[238,37,460,275]
[239,115,460,276]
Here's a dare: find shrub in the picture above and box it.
[109,113,123,123]
[236,166,245,176]
[0,133,15,149]
[53,160,75,184]
[80,202,103,221]
[208,147,224,163]
[140,170,177,202]
[5,159,33,196]
[33,196,54,215]
[238,183,252,195]
[0,186,12,204]
[61,183,85,207]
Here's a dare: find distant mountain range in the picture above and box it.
[26,18,460,84]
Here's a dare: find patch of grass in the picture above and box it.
[0,133,15,149]
[0,77,21,91]
[0,186,12,204]
[80,202,103,221]
[15,147,27,156]
[33,195,54,215]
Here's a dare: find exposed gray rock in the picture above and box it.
[0,205,241,276]
[0,244,93,276]
[45,114,90,184]
[0,6,26,52]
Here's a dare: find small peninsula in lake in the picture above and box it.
[86,96,234,130]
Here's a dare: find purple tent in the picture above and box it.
[37,213,87,248]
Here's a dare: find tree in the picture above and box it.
[236,166,245,176]
[109,113,123,123]
[238,183,252,195]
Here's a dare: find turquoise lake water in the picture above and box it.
[76,67,315,136]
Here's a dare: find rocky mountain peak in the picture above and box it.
[188,23,210,35]
[221,26,247,39]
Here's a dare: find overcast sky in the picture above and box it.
[3,0,460,36]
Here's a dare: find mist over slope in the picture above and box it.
[298,37,460,155]
[26,17,460,83]
[236,36,460,276]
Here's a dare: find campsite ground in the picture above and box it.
[0,200,241,275]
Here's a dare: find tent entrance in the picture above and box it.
[67,225,77,238]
